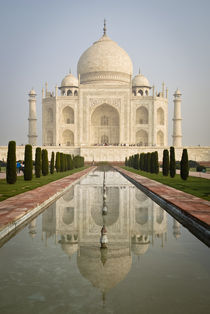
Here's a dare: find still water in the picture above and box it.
[0,167,210,314]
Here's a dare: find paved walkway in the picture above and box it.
[0,167,94,240]
[115,167,210,229]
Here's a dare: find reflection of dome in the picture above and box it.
[131,234,150,255]
[132,73,150,87]
[61,73,78,87]
[62,207,74,225]
[132,243,149,255]
[77,246,132,292]
[77,32,133,84]
[61,243,78,257]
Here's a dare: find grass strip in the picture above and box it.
[0,167,88,202]
[122,167,210,201]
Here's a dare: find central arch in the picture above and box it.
[91,104,120,145]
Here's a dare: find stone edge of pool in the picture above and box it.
[114,166,210,247]
[0,167,96,242]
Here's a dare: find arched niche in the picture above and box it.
[157,107,164,125]
[47,108,53,123]
[156,207,164,224]
[136,106,148,124]
[157,130,164,146]
[67,89,72,96]
[46,130,53,145]
[136,130,148,146]
[91,104,119,145]
[62,106,74,124]
[135,207,148,225]
[62,207,74,225]
[62,129,74,146]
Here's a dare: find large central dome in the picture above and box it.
[77,26,133,85]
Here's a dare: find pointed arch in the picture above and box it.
[47,108,53,123]
[157,130,164,146]
[62,129,74,146]
[136,130,148,146]
[62,106,74,124]
[136,106,148,124]
[157,107,164,125]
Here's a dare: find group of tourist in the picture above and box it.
[16,161,24,173]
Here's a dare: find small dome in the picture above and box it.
[132,73,150,87]
[61,73,78,87]
[77,33,133,84]
[174,88,181,95]
[29,88,36,95]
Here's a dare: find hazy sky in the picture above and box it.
[0,0,209,146]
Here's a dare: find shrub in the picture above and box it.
[50,152,55,174]
[55,152,60,172]
[35,147,42,178]
[162,149,169,176]
[24,144,33,181]
[6,141,17,184]
[69,155,74,170]
[170,146,176,178]
[180,148,189,180]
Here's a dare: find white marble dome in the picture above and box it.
[132,73,150,87]
[61,73,78,87]
[77,34,133,84]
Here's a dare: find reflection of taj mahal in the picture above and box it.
[31,169,181,294]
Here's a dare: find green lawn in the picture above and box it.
[123,167,210,201]
[0,167,88,202]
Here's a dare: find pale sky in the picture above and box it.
[0,0,209,146]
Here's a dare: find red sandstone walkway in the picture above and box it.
[0,167,94,239]
[115,167,210,229]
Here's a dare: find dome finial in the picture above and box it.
[103,19,107,36]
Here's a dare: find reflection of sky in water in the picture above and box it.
[0,168,210,314]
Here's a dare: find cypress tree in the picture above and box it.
[125,157,128,166]
[154,151,159,174]
[162,149,169,176]
[35,147,42,178]
[150,152,155,173]
[147,153,151,173]
[180,148,189,180]
[69,155,74,170]
[50,151,55,174]
[24,144,33,180]
[60,153,64,172]
[55,152,60,172]
[170,146,176,178]
[6,140,17,184]
[42,149,49,176]
[144,153,148,172]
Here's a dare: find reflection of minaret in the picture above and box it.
[28,218,37,238]
[173,219,181,239]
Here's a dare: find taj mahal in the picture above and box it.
[3,21,209,162]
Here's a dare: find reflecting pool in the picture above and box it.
[0,167,210,314]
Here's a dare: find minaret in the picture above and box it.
[172,88,182,147]
[28,88,37,145]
